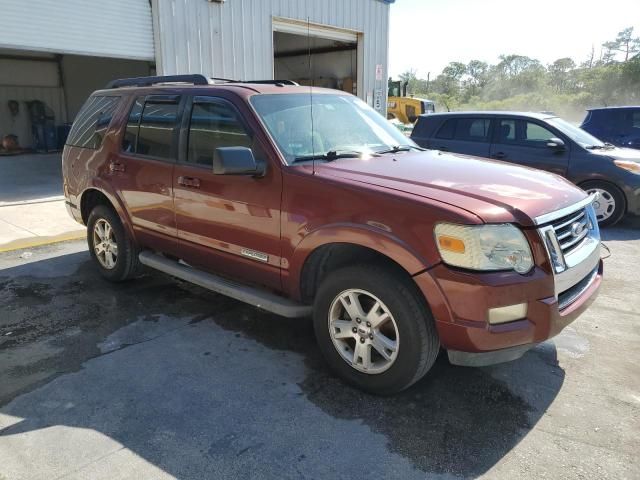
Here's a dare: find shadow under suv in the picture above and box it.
[411,111,640,227]
[63,75,603,394]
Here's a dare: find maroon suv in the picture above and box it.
[62,75,603,394]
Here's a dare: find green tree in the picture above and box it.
[614,27,640,61]
[548,57,577,92]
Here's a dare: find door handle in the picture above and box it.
[492,152,506,159]
[178,176,201,188]
[109,162,125,173]
[436,146,449,151]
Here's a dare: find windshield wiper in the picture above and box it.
[292,150,364,164]
[375,145,424,154]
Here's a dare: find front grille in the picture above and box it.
[549,207,590,256]
[557,266,598,310]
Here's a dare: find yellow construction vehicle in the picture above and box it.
[387,79,435,124]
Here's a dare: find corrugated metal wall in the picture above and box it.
[0,0,154,60]
[153,0,389,111]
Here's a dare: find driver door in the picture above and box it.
[173,95,283,290]
[490,118,569,176]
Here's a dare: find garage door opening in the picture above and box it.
[273,20,360,97]
[0,50,153,153]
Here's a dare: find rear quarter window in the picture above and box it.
[66,96,120,149]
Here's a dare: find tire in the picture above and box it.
[87,204,140,282]
[581,180,626,227]
[313,264,439,395]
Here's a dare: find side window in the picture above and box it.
[453,118,490,142]
[136,101,179,159]
[497,119,516,143]
[630,111,640,128]
[523,121,555,146]
[121,96,145,153]
[435,119,455,139]
[66,96,119,149]
[187,100,252,166]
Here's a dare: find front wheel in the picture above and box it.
[581,180,626,227]
[313,264,439,395]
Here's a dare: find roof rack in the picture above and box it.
[106,74,210,89]
[210,78,299,86]
[106,75,300,89]
[243,80,299,86]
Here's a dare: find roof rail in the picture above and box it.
[243,80,299,86]
[106,74,210,89]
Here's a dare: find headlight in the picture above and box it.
[614,159,640,175]
[434,223,534,274]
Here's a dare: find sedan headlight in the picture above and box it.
[614,159,640,175]
[434,223,534,274]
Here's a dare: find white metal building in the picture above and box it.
[0,0,392,150]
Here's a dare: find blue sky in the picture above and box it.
[389,0,640,77]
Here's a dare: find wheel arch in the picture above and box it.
[578,178,628,214]
[79,182,135,240]
[289,225,433,303]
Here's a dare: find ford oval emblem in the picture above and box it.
[570,222,585,238]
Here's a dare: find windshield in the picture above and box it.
[250,93,416,164]
[546,117,605,148]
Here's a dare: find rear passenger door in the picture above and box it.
[430,117,492,157]
[111,94,182,255]
[490,118,569,176]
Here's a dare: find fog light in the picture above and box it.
[488,303,527,324]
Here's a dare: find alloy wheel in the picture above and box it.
[327,289,400,374]
[93,218,118,269]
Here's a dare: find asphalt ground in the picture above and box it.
[0,215,638,479]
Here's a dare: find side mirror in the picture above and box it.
[546,137,566,150]
[213,147,265,176]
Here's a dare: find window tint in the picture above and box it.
[524,122,555,143]
[631,111,640,128]
[498,119,516,142]
[435,119,455,139]
[187,100,252,166]
[66,96,119,149]
[453,118,490,142]
[136,101,179,159]
[122,96,145,153]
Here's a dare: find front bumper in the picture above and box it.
[414,257,602,362]
[622,181,640,216]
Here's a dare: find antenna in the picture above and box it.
[308,17,316,175]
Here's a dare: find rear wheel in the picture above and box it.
[581,180,625,227]
[313,264,439,395]
[87,205,140,281]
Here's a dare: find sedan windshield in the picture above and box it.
[250,93,417,164]
[546,117,606,149]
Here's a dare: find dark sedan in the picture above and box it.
[411,111,640,226]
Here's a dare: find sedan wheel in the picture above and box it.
[586,187,616,223]
[328,289,400,374]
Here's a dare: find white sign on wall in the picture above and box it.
[375,64,383,81]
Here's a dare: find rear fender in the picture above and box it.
[80,179,136,242]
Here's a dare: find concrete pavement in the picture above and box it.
[0,215,638,479]
[0,153,63,206]
[0,153,85,252]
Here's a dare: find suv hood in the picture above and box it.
[315,150,587,226]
